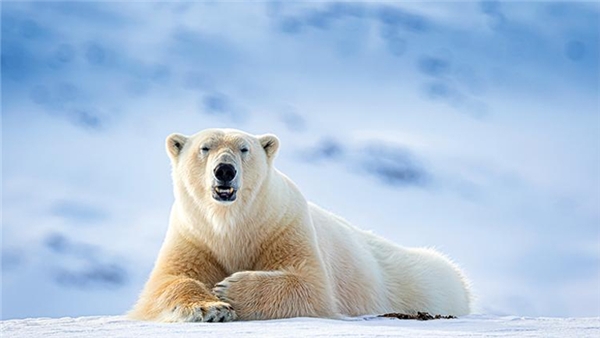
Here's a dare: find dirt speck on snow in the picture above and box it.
[378,312,457,321]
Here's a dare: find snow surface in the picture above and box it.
[2,315,599,338]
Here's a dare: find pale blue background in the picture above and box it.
[2,1,599,319]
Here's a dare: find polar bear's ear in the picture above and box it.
[259,134,280,161]
[166,133,188,159]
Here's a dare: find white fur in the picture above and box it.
[310,202,471,315]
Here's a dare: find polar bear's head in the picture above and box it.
[165,129,279,209]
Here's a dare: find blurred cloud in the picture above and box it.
[202,92,231,116]
[181,71,213,90]
[516,247,600,285]
[38,2,130,26]
[379,26,407,57]
[479,0,506,29]
[418,55,451,78]
[301,138,429,187]
[565,40,586,61]
[85,42,108,66]
[376,5,430,33]
[359,143,429,187]
[1,0,598,320]
[53,264,127,290]
[51,201,109,224]
[280,107,307,133]
[301,137,346,162]
[200,92,247,123]
[47,43,76,69]
[1,250,25,272]
[44,233,128,290]
[273,2,367,34]
[168,27,240,71]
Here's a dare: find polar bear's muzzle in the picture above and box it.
[212,163,238,203]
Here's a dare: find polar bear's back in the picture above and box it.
[307,203,471,317]
[364,237,472,316]
[308,203,392,316]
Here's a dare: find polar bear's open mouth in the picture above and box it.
[213,185,237,202]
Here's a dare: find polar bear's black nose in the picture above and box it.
[214,163,237,182]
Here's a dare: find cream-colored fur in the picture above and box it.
[129,128,471,322]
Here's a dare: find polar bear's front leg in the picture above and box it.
[213,270,334,320]
[212,224,337,320]
[131,274,237,322]
[128,238,237,323]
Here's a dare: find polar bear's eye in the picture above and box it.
[240,147,249,153]
[201,146,210,152]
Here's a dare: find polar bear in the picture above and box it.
[129,128,471,322]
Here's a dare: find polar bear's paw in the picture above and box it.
[212,271,268,319]
[163,301,237,322]
[212,271,260,304]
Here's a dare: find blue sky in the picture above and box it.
[2,1,599,319]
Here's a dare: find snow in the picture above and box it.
[2,315,599,338]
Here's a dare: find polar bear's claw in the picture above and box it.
[168,301,236,322]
